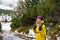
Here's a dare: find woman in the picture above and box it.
[33,16,46,40]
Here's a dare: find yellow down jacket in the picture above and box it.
[33,24,46,40]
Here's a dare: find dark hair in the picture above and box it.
[36,16,43,21]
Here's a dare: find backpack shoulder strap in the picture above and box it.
[33,26,36,30]
[39,23,44,31]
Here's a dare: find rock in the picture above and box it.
[0,32,3,40]
[0,36,3,40]
[28,29,35,38]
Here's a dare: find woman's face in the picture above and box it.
[36,18,42,25]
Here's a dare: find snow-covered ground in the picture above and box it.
[2,32,24,40]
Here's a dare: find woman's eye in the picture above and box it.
[37,21,41,22]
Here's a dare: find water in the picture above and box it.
[0,15,25,40]
[2,33,24,40]
[1,22,25,40]
[0,21,35,40]
[1,22,11,32]
[28,29,35,38]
